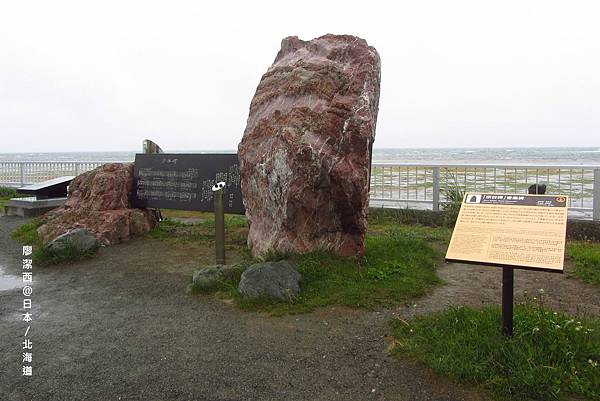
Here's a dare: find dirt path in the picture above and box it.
[390,243,600,321]
[1,217,598,401]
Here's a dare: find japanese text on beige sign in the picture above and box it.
[446,193,568,271]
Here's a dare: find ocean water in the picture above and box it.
[0,147,599,165]
[372,147,600,165]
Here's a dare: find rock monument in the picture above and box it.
[238,34,381,257]
[38,163,159,246]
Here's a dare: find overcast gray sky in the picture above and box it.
[1,0,599,152]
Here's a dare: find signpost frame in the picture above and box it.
[445,192,569,338]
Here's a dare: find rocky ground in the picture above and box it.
[1,216,599,401]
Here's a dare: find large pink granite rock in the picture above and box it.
[38,163,158,246]
[238,34,381,257]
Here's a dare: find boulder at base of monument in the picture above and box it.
[238,260,301,301]
[37,163,159,246]
[46,228,98,253]
[238,34,381,258]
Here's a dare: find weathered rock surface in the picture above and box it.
[46,228,98,253]
[38,163,159,246]
[238,34,381,257]
[238,260,301,301]
[192,264,245,291]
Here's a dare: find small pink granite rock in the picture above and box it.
[238,34,381,257]
[38,163,158,246]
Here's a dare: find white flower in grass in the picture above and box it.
[589,359,598,367]
[532,327,540,334]
[539,288,545,294]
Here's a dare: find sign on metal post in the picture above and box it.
[445,193,569,336]
[131,153,245,214]
[212,181,226,265]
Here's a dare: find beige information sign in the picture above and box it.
[446,193,568,272]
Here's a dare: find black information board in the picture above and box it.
[131,153,245,214]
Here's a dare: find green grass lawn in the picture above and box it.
[150,210,445,314]
[160,209,211,219]
[370,207,600,289]
[390,304,600,401]
[232,230,443,314]
[155,208,600,314]
[567,242,600,287]
[148,215,248,246]
[180,214,444,314]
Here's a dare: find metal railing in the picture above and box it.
[0,161,107,187]
[369,163,600,220]
[1,161,599,220]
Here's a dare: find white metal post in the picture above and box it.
[594,168,600,221]
[19,163,24,186]
[432,167,440,211]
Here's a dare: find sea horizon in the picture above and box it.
[1,146,599,165]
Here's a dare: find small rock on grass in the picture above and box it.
[238,260,301,302]
[192,264,245,291]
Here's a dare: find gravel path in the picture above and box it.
[3,215,597,401]
[0,216,487,401]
